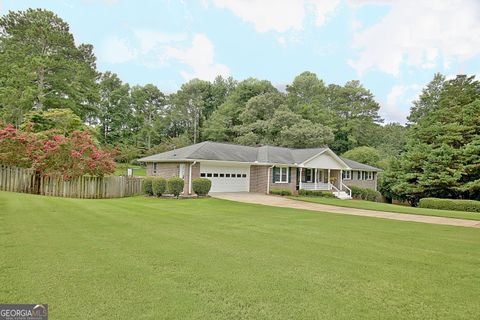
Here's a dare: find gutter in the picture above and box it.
[188,161,197,195]
[266,165,275,194]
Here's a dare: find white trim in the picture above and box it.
[267,165,274,194]
[188,161,196,194]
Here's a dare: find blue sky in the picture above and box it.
[2,0,480,123]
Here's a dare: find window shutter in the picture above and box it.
[272,167,276,183]
[288,167,291,183]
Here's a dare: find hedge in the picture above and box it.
[192,178,211,196]
[298,189,335,198]
[167,177,184,198]
[152,177,167,197]
[142,177,154,196]
[270,188,292,196]
[350,186,381,202]
[419,198,480,212]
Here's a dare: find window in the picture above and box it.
[273,166,289,183]
[179,163,185,179]
[236,174,242,178]
[226,174,230,177]
[200,173,206,177]
[342,170,351,180]
[207,173,212,177]
[305,169,313,182]
[213,173,218,177]
[357,171,362,180]
[366,172,374,180]
[242,174,247,178]
[153,163,157,173]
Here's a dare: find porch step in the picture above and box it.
[333,191,352,200]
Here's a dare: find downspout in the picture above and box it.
[189,161,197,195]
[266,165,275,194]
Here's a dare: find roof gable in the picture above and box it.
[301,149,350,169]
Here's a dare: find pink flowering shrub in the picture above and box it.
[0,125,115,179]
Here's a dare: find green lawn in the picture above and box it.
[291,196,480,221]
[1,192,479,319]
[112,163,146,176]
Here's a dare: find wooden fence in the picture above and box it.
[0,165,144,199]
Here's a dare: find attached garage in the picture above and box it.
[200,162,250,192]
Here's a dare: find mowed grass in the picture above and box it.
[0,192,479,319]
[292,196,480,221]
[112,163,146,176]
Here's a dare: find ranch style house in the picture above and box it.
[138,141,382,199]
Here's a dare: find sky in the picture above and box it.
[2,0,480,123]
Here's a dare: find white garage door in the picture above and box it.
[200,163,250,192]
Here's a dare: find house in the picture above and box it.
[138,141,382,198]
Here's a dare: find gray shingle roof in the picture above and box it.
[340,157,382,172]
[138,141,381,171]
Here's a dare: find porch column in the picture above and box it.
[314,168,317,190]
[299,168,303,190]
[340,170,343,191]
[327,169,331,190]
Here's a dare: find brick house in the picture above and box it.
[138,141,382,198]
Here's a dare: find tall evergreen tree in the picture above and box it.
[0,9,99,125]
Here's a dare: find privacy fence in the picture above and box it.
[0,165,143,199]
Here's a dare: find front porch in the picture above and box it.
[297,168,351,199]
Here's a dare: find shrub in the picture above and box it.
[350,186,380,202]
[151,177,167,197]
[142,177,154,196]
[270,188,292,196]
[192,178,211,196]
[419,198,480,212]
[167,177,184,198]
[0,124,115,178]
[298,189,335,198]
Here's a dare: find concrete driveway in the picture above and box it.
[211,192,480,228]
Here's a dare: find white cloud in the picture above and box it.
[164,34,230,81]
[133,29,186,54]
[100,29,229,81]
[349,0,480,75]
[101,36,137,64]
[382,84,421,123]
[211,0,339,33]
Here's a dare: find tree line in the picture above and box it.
[0,9,477,202]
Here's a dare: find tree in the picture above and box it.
[286,71,332,124]
[408,73,445,125]
[203,78,277,141]
[0,9,99,124]
[375,123,408,159]
[97,72,132,145]
[342,146,380,167]
[386,75,480,203]
[131,84,165,149]
[168,79,212,144]
[0,124,115,178]
[20,108,85,135]
[326,81,383,153]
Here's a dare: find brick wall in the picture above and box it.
[343,171,378,191]
[146,162,198,195]
[269,167,297,194]
[250,165,269,193]
[146,162,179,178]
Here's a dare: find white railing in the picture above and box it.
[300,182,330,190]
[331,184,341,197]
[341,183,352,198]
